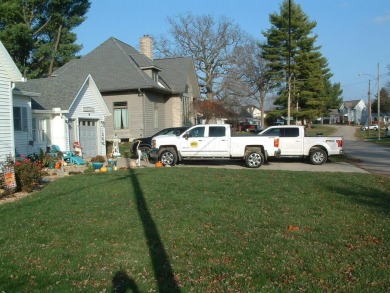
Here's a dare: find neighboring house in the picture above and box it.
[382,112,390,124]
[15,74,110,158]
[0,41,25,160]
[326,109,342,124]
[339,99,367,125]
[50,36,200,142]
[372,112,390,125]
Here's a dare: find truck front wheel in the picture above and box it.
[309,148,327,165]
[159,148,177,166]
[245,151,264,168]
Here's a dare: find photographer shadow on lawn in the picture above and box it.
[112,270,140,293]
[120,167,181,292]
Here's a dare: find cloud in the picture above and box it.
[374,11,390,24]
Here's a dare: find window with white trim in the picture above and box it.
[113,102,129,130]
[32,118,47,142]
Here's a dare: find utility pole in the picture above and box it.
[377,63,381,140]
[368,79,371,137]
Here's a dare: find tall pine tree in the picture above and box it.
[0,0,90,78]
[260,0,342,123]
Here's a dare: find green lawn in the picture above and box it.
[356,128,390,147]
[1,168,390,292]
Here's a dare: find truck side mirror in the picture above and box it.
[183,132,189,140]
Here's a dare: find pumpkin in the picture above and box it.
[55,163,61,169]
[100,166,108,172]
[155,161,164,168]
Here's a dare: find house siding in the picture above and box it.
[165,95,182,127]
[0,65,13,159]
[103,91,170,141]
[68,80,109,156]
[144,93,166,137]
[103,91,143,141]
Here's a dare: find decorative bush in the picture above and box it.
[13,155,43,193]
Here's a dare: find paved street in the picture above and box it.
[332,125,390,175]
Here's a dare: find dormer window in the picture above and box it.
[152,71,158,82]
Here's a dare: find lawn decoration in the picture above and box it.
[112,134,121,158]
[155,161,163,168]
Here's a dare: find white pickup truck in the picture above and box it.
[258,125,344,165]
[150,124,280,168]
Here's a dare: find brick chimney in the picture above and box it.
[140,35,153,60]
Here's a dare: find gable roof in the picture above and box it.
[342,99,364,109]
[15,37,200,110]
[0,41,23,82]
[16,73,88,110]
[155,57,199,95]
[52,37,172,93]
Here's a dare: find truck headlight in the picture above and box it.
[152,139,156,148]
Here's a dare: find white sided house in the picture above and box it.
[15,74,110,158]
[0,41,25,160]
[339,99,367,125]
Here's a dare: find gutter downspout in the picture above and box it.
[138,88,145,137]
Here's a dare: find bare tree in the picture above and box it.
[154,13,247,101]
[223,40,275,127]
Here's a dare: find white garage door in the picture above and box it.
[79,120,98,158]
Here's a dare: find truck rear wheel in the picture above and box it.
[245,151,264,168]
[159,147,177,166]
[309,148,327,165]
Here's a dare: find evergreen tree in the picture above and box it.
[0,0,90,78]
[372,87,390,113]
[260,0,342,123]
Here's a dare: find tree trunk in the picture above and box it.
[48,24,63,76]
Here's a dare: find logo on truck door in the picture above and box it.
[190,141,199,148]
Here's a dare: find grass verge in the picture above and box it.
[355,128,390,147]
[0,168,389,292]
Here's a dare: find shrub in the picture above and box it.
[13,155,43,193]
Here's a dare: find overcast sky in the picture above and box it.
[74,0,390,102]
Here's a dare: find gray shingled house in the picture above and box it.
[53,36,200,141]
[14,36,200,157]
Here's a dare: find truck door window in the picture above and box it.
[209,126,226,137]
[283,128,299,137]
[188,126,205,137]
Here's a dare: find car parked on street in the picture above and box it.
[361,124,378,131]
[130,127,189,154]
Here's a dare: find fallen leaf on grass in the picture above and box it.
[288,225,299,232]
